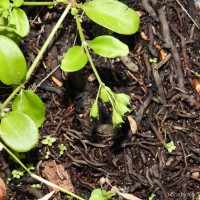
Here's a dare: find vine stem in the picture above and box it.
[74,14,104,87]
[0,142,85,200]
[0,4,71,111]
[23,1,61,6]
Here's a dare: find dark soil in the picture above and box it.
[1,0,200,200]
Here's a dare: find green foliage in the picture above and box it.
[31,184,42,189]
[92,86,131,127]
[0,0,11,9]
[12,163,34,179]
[59,144,67,156]
[148,193,156,200]
[0,35,26,85]
[89,188,114,200]
[45,151,50,159]
[100,87,110,102]
[8,8,30,37]
[12,90,46,128]
[12,168,24,179]
[0,0,29,40]
[0,111,39,152]
[61,46,88,72]
[80,0,140,35]
[166,141,176,153]
[149,58,157,63]
[88,35,129,58]
[13,0,24,7]
[42,136,56,147]
[90,100,99,119]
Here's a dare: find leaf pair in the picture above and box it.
[0,0,24,8]
[0,90,45,152]
[61,36,129,72]
[0,0,29,39]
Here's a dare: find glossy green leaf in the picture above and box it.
[81,0,140,35]
[13,0,24,7]
[0,111,39,152]
[0,35,26,85]
[89,35,129,58]
[89,188,114,200]
[61,46,88,72]
[100,87,110,102]
[8,8,30,37]
[115,93,130,106]
[0,0,11,9]
[12,90,46,128]
[89,100,99,119]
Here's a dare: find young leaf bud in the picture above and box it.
[115,93,130,106]
[115,101,131,116]
[112,110,124,127]
[89,100,99,119]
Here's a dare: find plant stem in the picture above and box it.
[26,4,71,80]
[31,174,85,200]
[75,15,104,86]
[0,85,22,110]
[0,4,71,111]
[1,142,31,174]
[0,142,85,200]
[23,2,60,6]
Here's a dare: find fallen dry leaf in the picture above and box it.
[192,79,200,96]
[0,177,6,200]
[127,116,138,134]
[42,160,74,193]
[111,186,141,200]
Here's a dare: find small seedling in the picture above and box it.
[31,184,42,189]
[6,178,11,184]
[12,168,24,179]
[148,193,156,200]
[59,144,67,156]
[89,188,114,200]
[45,151,50,159]
[166,141,176,153]
[27,163,35,171]
[42,136,56,147]
[149,58,157,63]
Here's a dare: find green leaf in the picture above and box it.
[13,0,24,7]
[115,93,130,106]
[89,188,114,200]
[12,90,46,128]
[88,35,129,58]
[8,8,30,37]
[0,35,26,85]
[100,87,110,102]
[166,141,176,153]
[0,111,39,152]
[81,0,140,35]
[89,100,99,119]
[112,110,124,127]
[0,26,20,44]
[0,0,11,9]
[114,101,131,116]
[61,46,88,72]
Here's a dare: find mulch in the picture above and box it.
[0,0,200,199]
